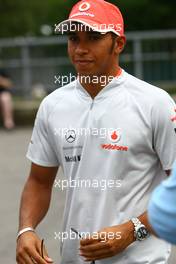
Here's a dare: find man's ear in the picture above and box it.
[115,36,126,55]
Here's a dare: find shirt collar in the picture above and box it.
[75,69,126,101]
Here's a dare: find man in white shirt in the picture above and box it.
[16,0,176,263]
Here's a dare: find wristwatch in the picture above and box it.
[131,218,149,241]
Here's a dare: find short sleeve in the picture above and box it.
[152,93,176,170]
[26,99,59,167]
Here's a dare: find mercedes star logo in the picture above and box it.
[65,130,76,143]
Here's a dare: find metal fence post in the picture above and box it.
[133,38,143,79]
[21,43,31,98]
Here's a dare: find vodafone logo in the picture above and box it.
[79,2,91,12]
[101,129,128,152]
[109,130,121,143]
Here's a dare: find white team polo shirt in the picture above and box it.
[27,70,176,264]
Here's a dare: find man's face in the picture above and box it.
[67,23,125,77]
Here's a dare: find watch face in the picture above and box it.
[137,226,149,241]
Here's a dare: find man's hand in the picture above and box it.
[16,232,53,264]
[79,221,135,262]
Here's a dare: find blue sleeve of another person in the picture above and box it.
[148,161,176,244]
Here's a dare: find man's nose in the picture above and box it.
[75,41,89,55]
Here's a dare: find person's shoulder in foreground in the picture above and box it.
[148,161,176,244]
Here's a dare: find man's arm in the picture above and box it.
[16,163,58,264]
[79,211,153,262]
[18,163,58,230]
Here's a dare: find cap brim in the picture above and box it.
[55,18,120,36]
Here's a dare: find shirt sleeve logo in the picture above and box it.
[171,108,176,122]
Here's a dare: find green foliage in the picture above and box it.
[0,0,49,37]
[0,0,176,38]
[116,0,176,31]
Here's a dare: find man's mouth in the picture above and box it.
[74,60,94,66]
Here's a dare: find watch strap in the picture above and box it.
[131,217,142,228]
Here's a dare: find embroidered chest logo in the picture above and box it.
[101,129,128,152]
[109,130,121,143]
[65,130,76,143]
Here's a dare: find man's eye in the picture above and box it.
[68,36,78,41]
[89,35,101,40]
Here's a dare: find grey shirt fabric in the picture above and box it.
[27,70,176,263]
